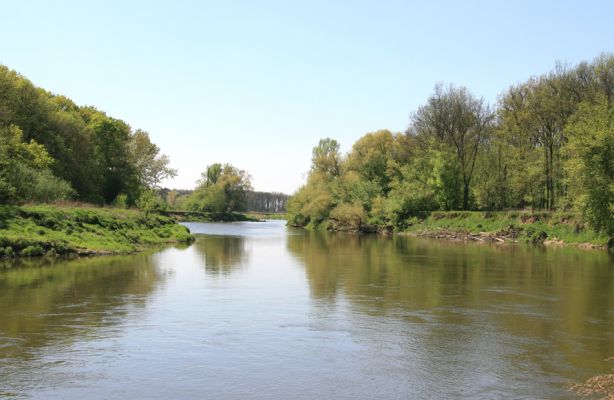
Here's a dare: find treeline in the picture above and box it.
[246,191,288,213]
[288,54,614,235]
[0,65,175,205]
[159,173,288,214]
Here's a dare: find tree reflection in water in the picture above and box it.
[0,252,166,364]
[286,230,614,389]
[192,235,247,276]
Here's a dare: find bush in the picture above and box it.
[136,190,160,217]
[328,203,366,232]
[20,245,44,257]
[113,193,129,209]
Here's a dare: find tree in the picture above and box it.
[185,164,253,213]
[136,189,159,217]
[130,129,177,189]
[311,138,341,179]
[564,97,614,234]
[0,64,176,205]
[345,129,409,195]
[409,84,493,210]
[0,124,74,202]
[89,113,139,203]
[199,163,223,187]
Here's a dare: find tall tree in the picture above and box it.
[345,129,409,195]
[130,129,177,189]
[564,96,614,235]
[311,138,341,179]
[88,113,139,203]
[409,84,493,210]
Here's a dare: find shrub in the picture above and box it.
[114,193,129,209]
[328,203,366,232]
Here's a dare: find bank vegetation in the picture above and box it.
[288,55,614,248]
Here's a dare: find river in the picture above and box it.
[0,220,612,399]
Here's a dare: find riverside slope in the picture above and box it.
[0,205,193,258]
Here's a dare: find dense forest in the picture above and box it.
[288,54,614,236]
[0,65,176,206]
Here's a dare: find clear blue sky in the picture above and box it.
[2,0,613,194]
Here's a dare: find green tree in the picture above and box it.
[88,113,139,203]
[136,189,160,217]
[564,97,614,234]
[130,129,177,189]
[409,84,493,210]
[186,164,252,213]
[311,138,342,179]
[0,124,74,202]
[345,129,409,195]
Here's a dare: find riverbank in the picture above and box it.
[160,210,261,223]
[292,210,612,250]
[0,205,194,258]
[160,210,287,222]
[401,211,612,250]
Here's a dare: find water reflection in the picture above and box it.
[1,222,613,399]
[288,231,614,310]
[192,235,247,276]
[0,253,165,361]
[287,231,614,392]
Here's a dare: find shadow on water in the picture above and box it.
[191,235,248,276]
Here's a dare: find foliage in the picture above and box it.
[564,97,614,235]
[0,65,175,205]
[328,203,366,232]
[0,124,74,203]
[287,54,614,241]
[345,130,409,194]
[245,191,289,213]
[311,138,341,179]
[410,84,493,210]
[136,189,160,217]
[113,193,129,209]
[184,163,252,213]
[130,129,177,189]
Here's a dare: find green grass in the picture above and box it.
[403,211,611,248]
[161,210,261,222]
[0,204,194,258]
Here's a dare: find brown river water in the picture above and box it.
[0,220,613,399]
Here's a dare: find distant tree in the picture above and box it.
[199,163,223,187]
[185,164,252,213]
[245,191,289,213]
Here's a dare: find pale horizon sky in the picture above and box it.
[2,0,613,194]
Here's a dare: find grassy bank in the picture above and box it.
[0,204,194,258]
[402,211,612,249]
[160,210,261,223]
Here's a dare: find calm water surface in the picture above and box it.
[1,220,613,399]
